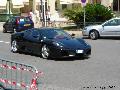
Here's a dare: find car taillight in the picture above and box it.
[16,19,19,25]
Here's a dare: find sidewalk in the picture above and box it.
[0,22,4,31]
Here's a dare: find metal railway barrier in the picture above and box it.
[0,58,43,90]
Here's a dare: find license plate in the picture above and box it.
[24,24,30,26]
[76,50,83,53]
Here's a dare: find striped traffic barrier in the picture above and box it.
[0,58,43,90]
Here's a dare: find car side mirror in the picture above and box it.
[102,24,104,27]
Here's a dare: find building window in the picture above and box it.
[113,0,120,11]
[62,4,67,10]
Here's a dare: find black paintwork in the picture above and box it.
[11,28,91,58]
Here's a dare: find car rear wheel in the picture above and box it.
[3,28,7,33]
[11,40,19,53]
[0,86,4,90]
[89,31,99,40]
[41,45,50,59]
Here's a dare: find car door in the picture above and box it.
[113,19,120,36]
[23,29,42,54]
[101,19,118,36]
[23,30,33,52]
[30,30,42,54]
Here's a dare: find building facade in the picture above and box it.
[0,0,120,16]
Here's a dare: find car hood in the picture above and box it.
[53,38,88,49]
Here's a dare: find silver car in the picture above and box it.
[82,17,120,40]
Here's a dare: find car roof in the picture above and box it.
[11,16,30,18]
[110,17,120,19]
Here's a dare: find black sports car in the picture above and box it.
[11,28,91,59]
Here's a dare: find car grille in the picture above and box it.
[61,50,75,56]
[60,48,91,57]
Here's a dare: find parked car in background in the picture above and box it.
[82,17,120,40]
[11,28,91,59]
[3,16,34,33]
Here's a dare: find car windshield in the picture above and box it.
[40,29,72,39]
[18,17,31,22]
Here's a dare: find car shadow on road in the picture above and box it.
[18,51,90,61]
[83,36,120,40]
[99,37,120,40]
[51,56,90,61]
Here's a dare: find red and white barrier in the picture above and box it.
[0,59,43,90]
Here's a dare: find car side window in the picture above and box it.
[28,30,40,41]
[7,18,15,23]
[109,19,117,26]
[11,18,16,22]
[117,19,120,25]
[7,18,12,23]
[104,19,118,26]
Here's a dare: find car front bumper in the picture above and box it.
[82,29,89,37]
[50,46,91,58]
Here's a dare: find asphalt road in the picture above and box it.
[0,29,120,90]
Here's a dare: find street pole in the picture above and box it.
[7,0,11,17]
[81,0,86,29]
[40,0,43,26]
[43,0,46,27]
[33,0,36,13]
[118,0,119,12]
[9,0,10,16]
[83,6,86,29]
[41,0,46,27]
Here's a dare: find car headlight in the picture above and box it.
[83,27,87,30]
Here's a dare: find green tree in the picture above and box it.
[64,4,114,24]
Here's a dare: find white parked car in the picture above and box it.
[82,17,120,40]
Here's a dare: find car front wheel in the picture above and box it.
[41,45,50,59]
[89,31,99,40]
[11,40,19,53]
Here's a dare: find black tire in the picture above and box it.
[89,31,99,40]
[11,28,15,33]
[41,45,50,59]
[3,28,7,33]
[11,40,19,53]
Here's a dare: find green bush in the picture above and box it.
[64,4,114,24]
[0,13,21,22]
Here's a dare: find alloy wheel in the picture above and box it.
[90,31,98,40]
[90,32,95,39]
[41,45,50,59]
[3,28,7,33]
[11,40,18,53]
